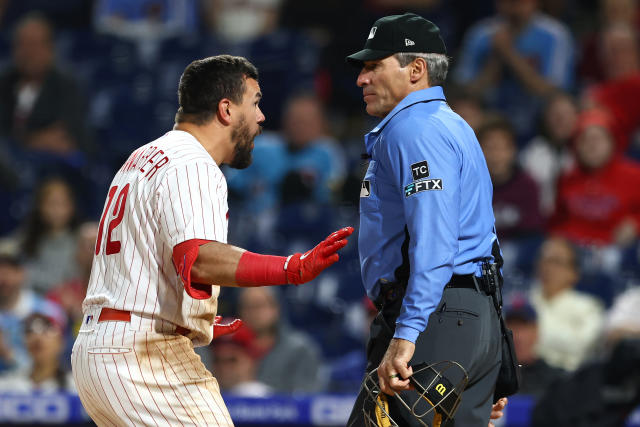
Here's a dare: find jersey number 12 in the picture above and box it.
[95,184,130,255]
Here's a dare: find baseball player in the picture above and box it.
[71,55,352,426]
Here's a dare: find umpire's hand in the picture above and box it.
[378,338,415,395]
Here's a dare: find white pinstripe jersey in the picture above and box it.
[83,130,228,346]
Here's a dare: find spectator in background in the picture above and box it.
[520,92,577,215]
[0,0,92,30]
[454,0,574,143]
[237,287,325,394]
[202,0,282,44]
[94,0,198,39]
[446,84,487,132]
[0,13,90,155]
[18,176,80,294]
[46,221,97,336]
[226,93,345,216]
[530,237,605,371]
[504,295,567,401]
[93,0,199,64]
[598,23,640,83]
[602,285,640,349]
[549,109,640,247]
[211,324,273,397]
[0,241,65,374]
[582,23,640,157]
[0,312,74,393]
[477,114,544,241]
[577,0,639,86]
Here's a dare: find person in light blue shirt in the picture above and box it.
[345,13,505,427]
[453,0,574,144]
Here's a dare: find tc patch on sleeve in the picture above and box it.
[404,179,443,197]
[410,160,430,181]
[360,180,371,197]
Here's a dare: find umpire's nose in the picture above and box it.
[257,107,265,124]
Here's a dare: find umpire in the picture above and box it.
[346,13,503,426]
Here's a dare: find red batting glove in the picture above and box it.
[213,315,243,339]
[284,227,354,285]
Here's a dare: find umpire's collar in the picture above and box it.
[364,86,446,156]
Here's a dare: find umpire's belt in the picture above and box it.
[445,274,491,295]
[98,308,191,337]
[374,274,492,309]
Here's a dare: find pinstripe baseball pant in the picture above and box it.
[71,310,233,426]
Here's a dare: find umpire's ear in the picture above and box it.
[217,98,233,125]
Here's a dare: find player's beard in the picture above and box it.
[229,114,261,169]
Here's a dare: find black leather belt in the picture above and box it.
[445,274,477,289]
[446,274,491,294]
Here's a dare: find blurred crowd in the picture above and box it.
[0,0,639,424]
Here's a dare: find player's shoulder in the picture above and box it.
[117,130,223,187]
[157,130,220,170]
[156,130,210,157]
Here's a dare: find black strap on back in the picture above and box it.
[394,226,411,287]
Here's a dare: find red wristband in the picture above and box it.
[235,251,288,286]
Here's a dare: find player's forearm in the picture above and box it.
[188,227,352,288]
[190,241,247,286]
[191,242,290,287]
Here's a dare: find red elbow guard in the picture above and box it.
[235,251,288,286]
[172,239,214,299]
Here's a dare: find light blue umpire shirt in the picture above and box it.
[359,85,498,343]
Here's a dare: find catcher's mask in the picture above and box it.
[362,360,469,427]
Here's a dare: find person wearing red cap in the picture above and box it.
[548,109,640,246]
[211,324,273,397]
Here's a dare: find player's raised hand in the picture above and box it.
[213,316,243,339]
[285,227,354,285]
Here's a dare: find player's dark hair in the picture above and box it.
[175,55,259,125]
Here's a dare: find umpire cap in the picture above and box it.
[346,13,446,66]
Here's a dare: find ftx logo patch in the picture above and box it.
[368,27,377,39]
[411,160,430,181]
[405,179,443,197]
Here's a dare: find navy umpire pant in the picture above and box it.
[348,283,502,427]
